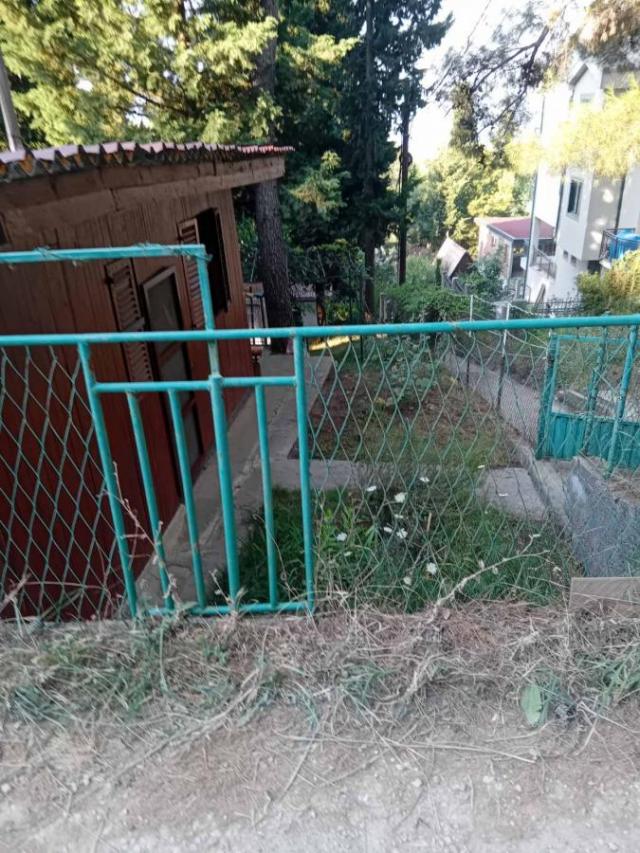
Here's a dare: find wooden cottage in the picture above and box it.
[0,141,289,617]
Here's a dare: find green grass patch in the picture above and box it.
[226,479,575,613]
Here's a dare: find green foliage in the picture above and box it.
[378,256,463,322]
[0,1,280,144]
[289,240,364,300]
[410,148,529,250]
[577,250,640,315]
[459,251,504,300]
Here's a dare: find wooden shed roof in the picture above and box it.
[0,141,292,184]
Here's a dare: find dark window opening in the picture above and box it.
[0,215,8,247]
[567,179,583,216]
[197,208,231,314]
[178,209,231,324]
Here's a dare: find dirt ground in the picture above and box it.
[1,606,640,852]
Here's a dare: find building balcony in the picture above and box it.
[531,246,556,279]
[600,228,640,264]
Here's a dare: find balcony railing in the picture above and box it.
[532,246,556,278]
[600,228,640,262]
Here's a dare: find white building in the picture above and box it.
[527,60,640,304]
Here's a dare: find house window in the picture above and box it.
[570,255,577,266]
[567,179,583,216]
[563,250,569,260]
[579,94,593,104]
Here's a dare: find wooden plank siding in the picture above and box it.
[0,169,256,617]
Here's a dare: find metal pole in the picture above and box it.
[78,343,138,617]
[167,390,207,608]
[606,325,638,474]
[126,393,174,611]
[0,50,22,151]
[496,302,511,412]
[536,334,560,458]
[293,336,315,611]
[582,328,608,455]
[255,385,279,609]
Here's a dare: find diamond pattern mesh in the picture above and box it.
[0,346,120,621]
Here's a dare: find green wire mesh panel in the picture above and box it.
[297,322,640,610]
[0,346,121,621]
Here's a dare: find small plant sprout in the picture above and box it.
[394,492,406,504]
[336,532,348,542]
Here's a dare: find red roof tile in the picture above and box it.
[487,217,554,241]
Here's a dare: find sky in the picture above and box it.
[411,0,590,164]
[410,0,505,164]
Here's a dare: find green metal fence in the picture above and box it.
[2,244,640,621]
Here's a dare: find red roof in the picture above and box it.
[0,141,292,183]
[487,217,554,241]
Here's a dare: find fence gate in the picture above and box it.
[536,326,640,471]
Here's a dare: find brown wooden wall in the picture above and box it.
[0,181,254,617]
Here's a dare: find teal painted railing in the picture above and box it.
[2,245,640,620]
[536,327,640,472]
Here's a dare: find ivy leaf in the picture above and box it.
[520,682,546,727]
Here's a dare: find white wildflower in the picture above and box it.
[396,529,408,540]
[394,492,406,504]
[365,485,377,493]
[477,464,485,470]
[403,576,412,586]
[419,476,430,484]
[336,532,347,542]
[393,513,404,520]
[426,562,438,575]
[383,525,393,534]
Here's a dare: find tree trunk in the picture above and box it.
[255,0,293,351]
[398,97,410,286]
[361,0,376,318]
[256,179,294,347]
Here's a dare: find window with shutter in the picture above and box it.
[105,259,153,382]
[179,210,231,323]
[178,218,205,329]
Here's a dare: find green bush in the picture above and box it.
[380,255,465,321]
[458,251,504,300]
[578,249,640,315]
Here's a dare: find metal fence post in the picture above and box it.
[126,393,174,611]
[293,335,315,611]
[582,327,608,455]
[496,302,511,412]
[255,385,279,609]
[607,324,638,474]
[78,343,138,617]
[535,334,560,459]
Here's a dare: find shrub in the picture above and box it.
[578,249,640,315]
[458,251,504,300]
[379,255,464,321]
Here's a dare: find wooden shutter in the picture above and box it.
[105,259,152,382]
[178,218,205,329]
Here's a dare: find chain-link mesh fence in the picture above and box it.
[0,345,121,621]
[2,317,640,621]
